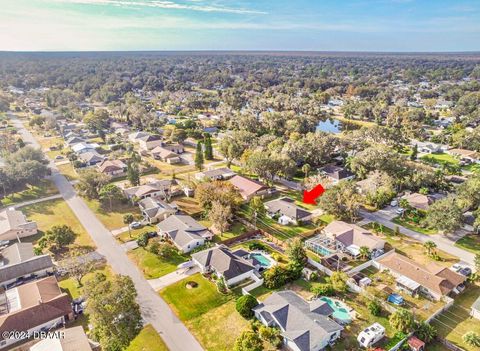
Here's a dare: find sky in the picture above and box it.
[0,0,479,52]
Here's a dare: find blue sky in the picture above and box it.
[0,0,479,51]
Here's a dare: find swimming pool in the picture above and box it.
[320,297,352,324]
[314,246,332,256]
[250,253,272,268]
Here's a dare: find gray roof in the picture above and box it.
[192,246,254,280]
[198,168,236,179]
[78,151,104,163]
[264,197,312,221]
[253,291,343,351]
[0,243,53,284]
[320,165,354,180]
[139,198,177,219]
[157,215,212,247]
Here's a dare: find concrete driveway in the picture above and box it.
[148,266,200,291]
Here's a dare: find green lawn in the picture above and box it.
[186,301,249,351]
[198,220,247,242]
[431,284,480,351]
[392,216,437,235]
[126,324,169,351]
[116,225,156,242]
[159,273,233,321]
[57,163,79,180]
[84,198,141,231]
[22,198,94,248]
[0,179,58,206]
[256,215,317,241]
[58,266,113,299]
[421,152,459,167]
[455,234,480,255]
[127,247,187,279]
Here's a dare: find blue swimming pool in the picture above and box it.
[251,253,272,267]
[320,297,352,323]
[315,246,332,256]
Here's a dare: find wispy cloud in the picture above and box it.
[53,0,268,14]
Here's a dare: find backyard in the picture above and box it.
[127,246,187,279]
[23,198,94,248]
[199,219,248,242]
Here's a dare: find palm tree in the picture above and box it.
[463,331,480,347]
[123,213,135,238]
[359,246,371,260]
[415,322,437,343]
[301,164,311,179]
[423,240,437,257]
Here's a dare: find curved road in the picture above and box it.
[10,114,203,351]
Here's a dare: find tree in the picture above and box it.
[59,248,97,287]
[423,241,437,257]
[38,225,76,251]
[301,163,311,178]
[410,144,418,160]
[286,237,308,269]
[463,331,480,347]
[359,246,371,260]
[195,181,242,211]
[123,213,135,238]
[415,321,437,344]
[389,308,414,333]
[208,201,232,234]
[99,184,124,211]
[234,330,263,351]
[258,325,282,348]
[218,135,245,167]
[136,232,149,248]
[318,181,361,221]
[330,271,348,292]
[204,134,213,160]
[263,265,288,289]
[84,109,109,132]
[77,169,110,199]
[423,196,464,233]
[368,300,381,316]
[84,274,142,351]
[127,161,140,186]
[236,295,258,319]
[311,283,334,297]
[195,142,204,171]
[475,253,480,273]
[248,196,265,227]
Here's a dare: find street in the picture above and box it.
[10,114,203,351]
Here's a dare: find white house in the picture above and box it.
[264,197,312,225]
[0,209,38,242]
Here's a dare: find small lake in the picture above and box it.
[316,118,342,134]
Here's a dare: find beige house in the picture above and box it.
[448,148,479,163]
[150,146,182,164]
[228,175,271,201]
[29,326,97,351]
[97,159,127,177]
[137,134,163,151]
[0,209,38,241]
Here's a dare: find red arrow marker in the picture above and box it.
[303,184,325,205]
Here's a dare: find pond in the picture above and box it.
[316,118,342,133]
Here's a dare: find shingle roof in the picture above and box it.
[0,209,36,236]
[320,165,354,180]
[197,168,236,180]
[253,291,343,351]
[264,197,312,221]
[97,159,126,173]
[157,215,212,247]
[228,175,268,199]
[324,221,385,251]
[30,326,93,351]
[78,151,104,163]
[192,246,254,280]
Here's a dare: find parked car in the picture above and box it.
[459,267,472,276]
[390,200,398,207]
[130,221,142,229]
[55,155,64,160]
[146,231,158,238]
[395,208,405,215]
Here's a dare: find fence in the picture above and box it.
[436,338,465,351]
[222,230,260,246]
[426,296,454,323]
[307,258,334,276]
[241,273,265,296]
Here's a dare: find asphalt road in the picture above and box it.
[10,114,203,351]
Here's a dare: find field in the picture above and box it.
[57,163,79,180]
[392,216,438,235]
[455,234,480,255]
[126,325,169,351]
[58,266,113,300]
[0,179,58,206]
[127,247,187,279]
[199,220,247,242]
[84,198,141,231]
[22,198,94,248]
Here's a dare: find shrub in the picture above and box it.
[149,242,160,255]
[248,242,266,251]
[236,295,258,319]
[136,232,149,248]
[311,283,334,297]
[368,300,381,316]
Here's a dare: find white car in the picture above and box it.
[395,208,405,215]
[390,200,398,207]
[130,221,142,229]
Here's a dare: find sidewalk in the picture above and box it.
[1,193,63,210]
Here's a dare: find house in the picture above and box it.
[0,209,38,241]
[0,242,54,289]
[407,336,425,351]
[123,180,178,200]
[192,245,256,287]
[375,252,466,301]
[138,198,178,224]
[410,140,447,154]
[157,215,213,253]
[195,167,236,181]
[97,159,127,177]
[137,134,163,151]
[71,142,99,155]
[470,295,480,320]
[323,221,385,258]
[400,192,444,211]
[29,326,96,351]
[65,136,84,146]
[162,143,184,154]
[264,197,312,225]
[128,131,150,143]
[448,148,480,164]
[253,291,343,351]
[0,276,74,349]
[319,165,355,184]
[78,151,105,166]
[150,146,182,164]
[228,175,271,201]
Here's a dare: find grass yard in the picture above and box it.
[116,225,156,242]
[0,179,58,206]
[84,198,141,231]
[455,234,480,255]
[58,266,113,300]
[159,273,233,321]
[126,324,169,351]
[57,163,78,180]
[22,198,94,248]
[127,247,187,279]
[256,215,317,241]
[186,301,249,351]
[173,196,203,216]
[277,189,318,211]
[421,152,459,167]
[199,220,247,242]
[431,284,480,351]
[392,216,438,235]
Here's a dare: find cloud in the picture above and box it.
[53,0,268,14]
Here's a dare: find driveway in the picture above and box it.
[148,266,200,291]
[10,115,203,351]
[359,208,476,268]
